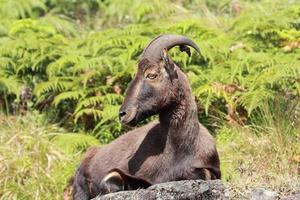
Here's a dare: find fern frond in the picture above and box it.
[74,108,102,123]
[74,94,123,114]
[0,76,20,95]
[53,91,84,107]
[0,0,46,19]
[34,78,73,97]
[238,87,274,115]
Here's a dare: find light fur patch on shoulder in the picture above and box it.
[103,171,123,182]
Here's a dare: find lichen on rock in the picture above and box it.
[92,180,229,200]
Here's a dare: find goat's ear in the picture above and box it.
[162,48,178,81]
[179,45,191,57]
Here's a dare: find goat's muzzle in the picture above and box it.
[119,106,138,126]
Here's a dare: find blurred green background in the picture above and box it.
[0,0,299,199]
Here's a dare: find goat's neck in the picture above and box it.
[159,72,199,154]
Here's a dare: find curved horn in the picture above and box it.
[141,34,200,62]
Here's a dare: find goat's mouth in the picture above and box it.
[123,118,138,127]
[120,107,157,127]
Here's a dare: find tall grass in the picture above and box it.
[217,97,300,197]
[0,113,99,200]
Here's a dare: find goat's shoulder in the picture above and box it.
[96,120,159,150]
[98,120,159,151]
[86,120,160,176]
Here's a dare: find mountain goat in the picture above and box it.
[70,34,221,200]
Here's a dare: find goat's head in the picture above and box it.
[119,34,200,126]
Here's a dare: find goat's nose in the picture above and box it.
[119,111,127,119]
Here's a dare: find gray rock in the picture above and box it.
[281,193,300,200]
[248,188,279,200]
[92,180,229,200]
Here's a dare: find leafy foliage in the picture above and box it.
[0,0,299,141]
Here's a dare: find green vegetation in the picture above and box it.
[0,0,299,199]
[218,97,300,197]
[0,112,99,199]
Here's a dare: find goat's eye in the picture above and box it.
[146,73,157,80]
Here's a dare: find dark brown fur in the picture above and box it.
[70,48,221,200]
